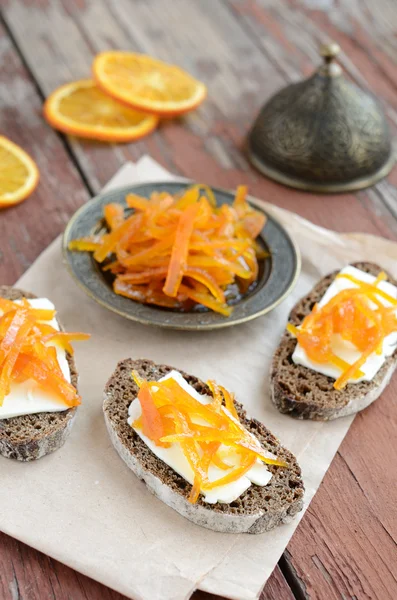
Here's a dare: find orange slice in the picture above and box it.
[93,52,207,116]
[0,136,39,207]
[44,79,158,142]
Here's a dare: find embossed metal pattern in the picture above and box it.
[248,45,395,193]
[62,182,301,331]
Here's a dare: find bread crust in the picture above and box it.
[270,263,397,420]
[103,358,304,534]
[0,286,78,461]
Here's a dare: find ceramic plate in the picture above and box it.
[63,181,300,330]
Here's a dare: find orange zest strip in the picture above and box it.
[94,214,144,263]
[219,385,239,421]
[0,299,18,313]
[104,203,124,230]
[202,455,256,491]
[209,445,231,471]
[287,323,365,379]
[233,185,248,217]
[175,186,200,210]
[160,430,240,444]
[242,212,266,238]
[159,430,287,467]
[13,353,80,407]
[334,339,380,390]
[126,193,150,211]
[187,255,252,279]
[30,309,56,321]
[131,373,287,503]
[137,382,167,447]
[131,369,144,388]
[42,332,91,355]
[206,380,223,410]
[0,309,34,404]
[178,284,232,317]
[286,323,299,337]
[68,239,102,252]
[32,342,64,379]
[152,379,225,427]
[336,272,397,306]
[163,203,200,297]
[287,271,397,389]
[0,299,90,408]
[184,268,225,303]
[188,185,215,208]
[68,184,266,317]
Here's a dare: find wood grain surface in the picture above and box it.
[0,0,396,599]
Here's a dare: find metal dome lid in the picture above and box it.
[247,43,395,193]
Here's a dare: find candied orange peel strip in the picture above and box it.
[287,272,397,390]
[130,371,287,503]
[69,184,267,316]
[0,301,90,407]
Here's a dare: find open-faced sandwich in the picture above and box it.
[271,263,397,420]
[103,359,304,534]
[0,286,89,460]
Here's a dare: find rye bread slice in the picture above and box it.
[103,358,304,534]
[271,262,397,421]
[0,286,78,461]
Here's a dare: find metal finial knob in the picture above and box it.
[320,42,341,62]
[318,42,342,76]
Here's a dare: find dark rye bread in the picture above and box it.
[271,262,397,421]
[103,358,304,534]
[0,286,78,461]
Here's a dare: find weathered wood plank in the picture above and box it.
[0,16,132,600]
[226,2,397,598]
[0,531,294,600]
[1,1,397,599]
[0,18,89,284]
[0,7,296,598]
[0,17,140,600]
[198,565,295,600]
[286,444,397,599]
[3,0,397,239]
[227,0,397,236]
[0,533,127,600]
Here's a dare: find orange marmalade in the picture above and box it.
[287,271,397,390]
[69,185,267,316]
[0,298,90,407]
[130,371,286,503]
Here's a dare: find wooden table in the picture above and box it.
[1,1,396,599]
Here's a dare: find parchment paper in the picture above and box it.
[2,156,397,600]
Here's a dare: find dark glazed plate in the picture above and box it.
[62,181,300,330]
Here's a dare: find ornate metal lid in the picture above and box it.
[247,43,395,193]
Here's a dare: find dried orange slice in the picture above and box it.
[44,79,158,142]
[93,52,207,116]
[0,136,39,207]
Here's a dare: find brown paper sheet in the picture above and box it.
[1,156,396,600]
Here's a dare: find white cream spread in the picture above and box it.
[292,266,397,383]
[128,370,272,504]
[0,298,72,420]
